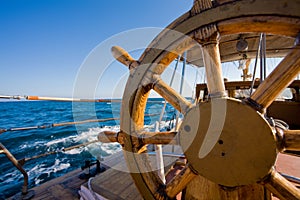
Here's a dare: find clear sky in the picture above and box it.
[0,0,194,98]
[1,1,280,99]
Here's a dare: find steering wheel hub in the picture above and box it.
[179,98,277,186]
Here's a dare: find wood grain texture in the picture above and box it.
[98,130,178,145]
[111,46,138,69]
[201,40,226,97]
[283,130,300,151]
[165,166,197,198]
[119,1,300,199]
[153,76,192,114]
[185,175,267,200]
[263,169,300,200]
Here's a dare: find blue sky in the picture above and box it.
[1,1,281,99]
[0,0,194,98]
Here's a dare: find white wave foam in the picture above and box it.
[79,126,122,158]
[27,158,71,185]
[46,136,76,146]
[64,148,84,155]
[46,121,174,159]
[1,120,177,191]
[53,159,70,173]
[19,140,45,150]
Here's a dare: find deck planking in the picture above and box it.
[9,148,299,200]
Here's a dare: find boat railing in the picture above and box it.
[0,112,166,198]
[0,143,35,199]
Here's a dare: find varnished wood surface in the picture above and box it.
[119,0,300,198]
[264,169,300,200]
[98,130,178,146]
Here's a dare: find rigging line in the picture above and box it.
[155,56,180,183]
[192,68,199,103]
[260,33,267,82]
[0,113,160,134]
[175,51,187,131]
[250,33,263,95]
[202,65,206,84]
[21,140,99,163]
[158,55,180,130]
[0,118,118,134]
[263,33,267,80]
[179,51,186,95]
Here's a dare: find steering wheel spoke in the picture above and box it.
[280,130,300,152]
[98,130,178,146]
[153,76,192,114]
[198,29,226,98]
[249,42,300,111]
[116,1,300,199]
[262,169,300,199]
[165,165,197,199]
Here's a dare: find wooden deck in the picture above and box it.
[88,167,143,200]
[9,148,299,200]
[86,152,143,200]
[8,151,142,200]
[30,167,86,200]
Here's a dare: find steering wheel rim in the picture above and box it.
[120,0,300,199]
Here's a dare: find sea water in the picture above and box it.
[0,99,175,199]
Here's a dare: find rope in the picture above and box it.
[175,51,187,131]
[260,33,267,82]
[22,140,99,163]
[192,69,199,103]
[0,118,118,134]
[268,117,289,130]
[0,113,160,134]
[250,33,263,95]
[158,56,180,130]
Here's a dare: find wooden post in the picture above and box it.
[202,38,226,97]
[154,121,166,184]
[192,0,226,98]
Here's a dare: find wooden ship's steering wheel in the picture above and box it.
[99,0,300,199]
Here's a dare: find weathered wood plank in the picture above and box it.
[90,168,143,200]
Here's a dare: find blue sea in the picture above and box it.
[0,99,175,199]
